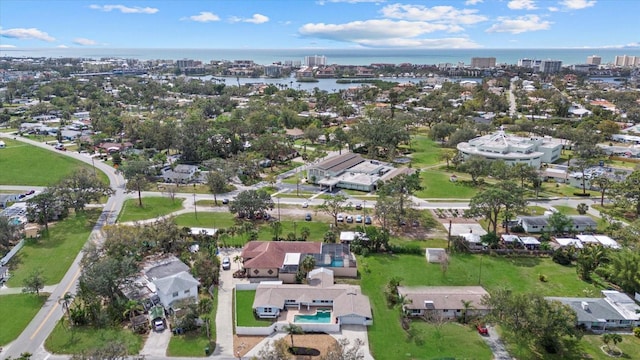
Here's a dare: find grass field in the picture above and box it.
[407,135,443,167]
[167,291,218,357]
[45,322,143,355]
[117,197,184,223]
[359,253,604,360]
[235,290,274,327]
[7,210,100,287]
[416,169,479,199]
[0,138,104,186]
[174,212,238,229]
[0,294,47,346]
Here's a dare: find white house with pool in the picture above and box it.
[252,268,373,327]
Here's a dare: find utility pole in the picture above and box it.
[193,193,197,220]
[447,220,452,252]
[277,197,281,221]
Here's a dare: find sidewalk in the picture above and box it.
[0,284,58,295]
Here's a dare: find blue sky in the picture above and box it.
[1,0,638,49]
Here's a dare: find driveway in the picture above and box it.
[213,248,244,358]
[140,328,171,357]
[481,325,512,360]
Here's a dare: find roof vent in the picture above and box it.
[581,301,589,311]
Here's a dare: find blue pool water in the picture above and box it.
[294,309,332,324]
[330,259,344,267]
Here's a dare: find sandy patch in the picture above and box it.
[234,333,338,357]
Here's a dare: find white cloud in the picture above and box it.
[0,44,17,48]
[57,45,69,48]
[185,12,220,22]
[559,0,596,9]
[380,4,488,25]
[486,15,551,34]
[230,13,270,24]
[299,19,481,47]
[89,4,158,14]
[548,6,559,11]
[465,0,483,5]
[0,27,55,42]
[507,0,537,10]
[73,37,97,46]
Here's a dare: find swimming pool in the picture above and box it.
[330,259,344,267]
[294,309,332,324]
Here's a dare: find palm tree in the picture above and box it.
[58,292,74,316]
[283,322,303,349]
[460,299,475,324]
[123,300,143,324]
[299,226,311,241]
[301,255,316,280]
[233,254,242,270]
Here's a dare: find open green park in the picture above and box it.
[0,294,47,346]
[117,197,185,223]
[7,210,100,287]
[0,138,108,186]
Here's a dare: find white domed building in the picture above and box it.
[456,130,563,168]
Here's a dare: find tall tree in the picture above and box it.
[56,169,113,213]
[0,215,23,252]
[228,189,273,219]
[22,269,45,296]
[121,160,154,207]
[301,255,316,277]
[27,189,67,233]
[283,323,304,349]
[317,194,352,227]
[205,171,227,205]
[466,181,526,234]
[458,156,491,185]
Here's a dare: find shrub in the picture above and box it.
[634,327,640,338]
[510,224,524,233]
[538,274,548,282]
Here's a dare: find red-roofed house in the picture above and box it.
[240,241,357,282]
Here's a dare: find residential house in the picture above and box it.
[122,255,199,311]
[252,268,373,326]
[547,290,640,331]
[162,165,199,184]
[397,286,491,321]
[241,241,357,282]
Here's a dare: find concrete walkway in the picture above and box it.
[0,284,59,295]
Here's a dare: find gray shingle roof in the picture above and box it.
[546,297,626,323]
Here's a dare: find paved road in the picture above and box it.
[0,133,127,359]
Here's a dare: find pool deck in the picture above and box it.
[279,307,334,323]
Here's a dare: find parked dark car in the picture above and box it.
[364,216,372,225]
[355,203,362,210]
[222,198,229,204]
[305,213,312,221]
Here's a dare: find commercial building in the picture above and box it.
[614,55,639,67]
[586,55,601,65]
[471,57,496,68]
[456,130,563,167]
[540,60,563,73]
[306,152,415,192]
[304,55,326,67]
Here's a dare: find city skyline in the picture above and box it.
[1,0,639,51]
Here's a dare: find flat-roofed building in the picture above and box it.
[471,57,496,68]
[457,130,562,168]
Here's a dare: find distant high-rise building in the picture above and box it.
[263,65,282,78]
[176,59,196,69]
[470,57,496,68]
[284,60,302,67]
[304,55,326,67]
[586,55,601,65]
[540,60,562,73]
[615,55,639,67]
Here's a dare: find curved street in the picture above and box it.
[0,133,611,359]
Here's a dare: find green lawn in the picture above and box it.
[407,135,443,167]
[174,212,238,229]
[7,210,100,287]
[117,197,184,223]
[255,220,330,242]
[0,138,105,186]
[581,334,640,360]
[167,291,218,357]
[0,294,47,346]
[45,322,143,355]
[359,254,604,360]
[416,169,479,199]
[154,183,212,194]
[235,290,274,327]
